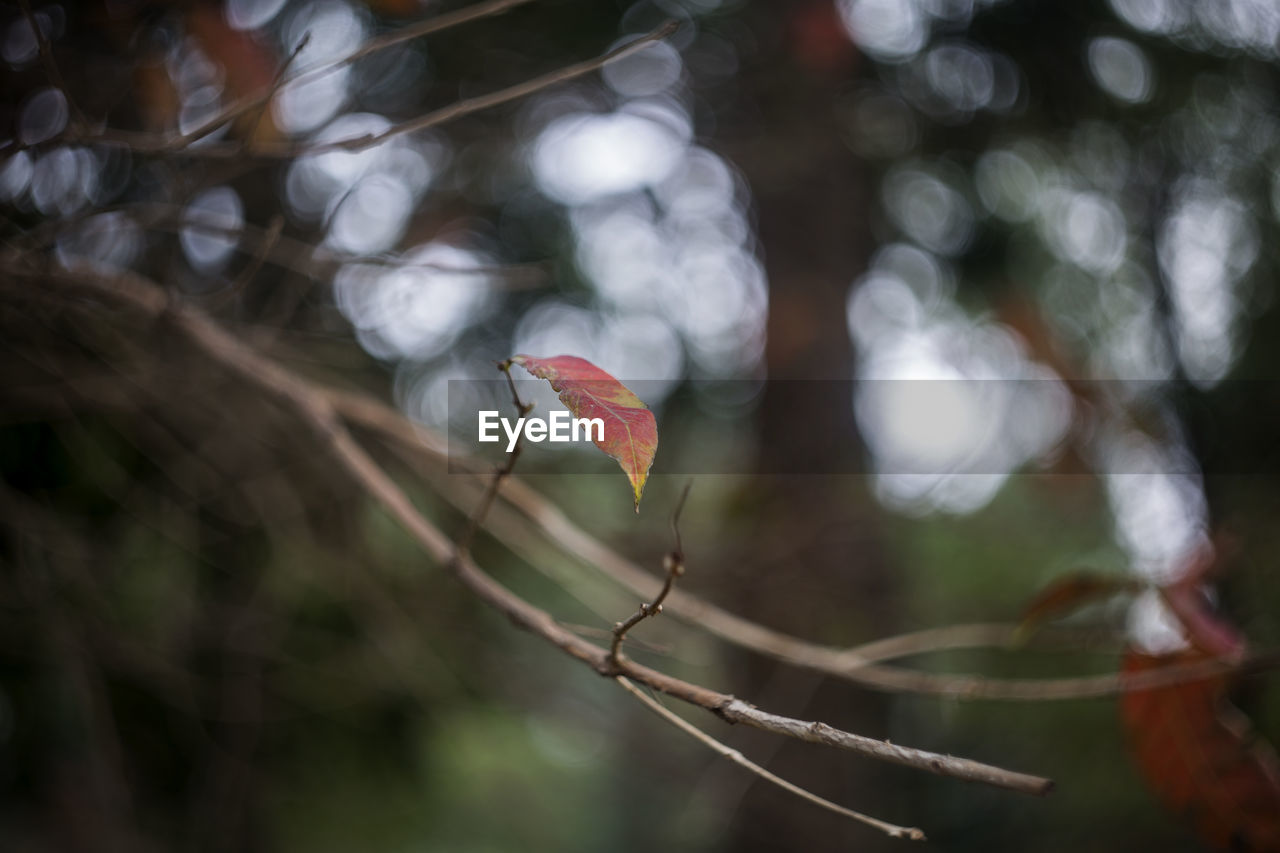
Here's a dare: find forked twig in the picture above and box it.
[609,482,690,664]
[216,214,284,311]
[617,677,926,841]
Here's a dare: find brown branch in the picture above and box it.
[838,622,1125,664]
[609,483,689,663]
[291,0,538,84]
[718,699,1047,794]
[318,391,1280,702]
[163,208,547,285]
[6,0,534,156]
[6,261,1055,800]
[41,20,677,160]
[217,214,284,311]
[242,32,312,144]
[183,0,537,147]
[617,677,926,841]
[455,359,533,554]
[18,0,87,131]
[17,202,549,289]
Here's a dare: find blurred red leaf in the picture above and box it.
[1121,649,1280,852]
[510,355,658,510]
[1121,544,1279,851]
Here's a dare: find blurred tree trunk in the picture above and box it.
[712,5,903,849]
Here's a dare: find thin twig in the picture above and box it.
[18,0,87,131]
[321,395,1280,702]
[42,21,679,159]
[216,214,284,311]
[393,461,648,636]
[6,262,1056,798]
[162,209,546,285]
[8,0,534,158]
[153,31,311,152]
[455,359,533,554]
[292,0,537,85]
[616,677,926,841]
[244,32,313,144]
[609,483,690,663]
[15,203,548,288]
[253,20,679,159]
[186,0,537,148]
[836,622,1123,664]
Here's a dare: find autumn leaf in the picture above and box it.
[1119,546,1280,852]
[1121,649,1280,852]
[509,354,658,510]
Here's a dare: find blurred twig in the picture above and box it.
[16,202,550,289]
[321,387,1280,702]
[23,19,678,160]
[179,0,537,149]
[221,214,283,310]
[455,359,534,555]
[17,0,87,131]
[295,0,538,83]
[243,32,312,144]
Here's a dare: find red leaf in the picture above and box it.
[510,355,658,510]
[1121,649,1280,852]
[1121,544,1279,851]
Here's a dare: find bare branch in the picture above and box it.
[187,0,537,145]
[609,483,690,664]
[719,699,1052,795]
[319,394,1280,702]
[243,32,312,144]
[616,677,927,841]
[18,0,86,130]
[837,622,1125,664]
[166,29,314,150]
[17,203,548,289]
[40,20,678,160]
[6,261,1056,798]
[293,0,538,84]
[455,359,533,554]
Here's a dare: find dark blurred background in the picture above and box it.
[3,0,1280,850]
